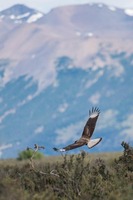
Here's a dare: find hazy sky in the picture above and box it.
[0,0,133,12]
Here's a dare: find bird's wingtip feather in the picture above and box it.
[89,107,100,118]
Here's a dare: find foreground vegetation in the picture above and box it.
[0,142,133,200]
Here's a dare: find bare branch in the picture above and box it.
[27,144,59,177]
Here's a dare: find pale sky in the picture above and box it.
[0,0,133,13]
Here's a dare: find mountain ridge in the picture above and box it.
[0,3,133,158]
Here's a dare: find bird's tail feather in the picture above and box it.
[87,138,102,148]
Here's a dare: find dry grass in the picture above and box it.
[0,145,132,200]
[0,151,122,166]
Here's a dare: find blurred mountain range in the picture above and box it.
[0,3,133,158]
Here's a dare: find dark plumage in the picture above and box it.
[53,107,102,152]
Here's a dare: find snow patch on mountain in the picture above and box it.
[10,12,30,20]
[18,93,37,106]
[109,63,124,77]
[85,32,93,37]
[0,15,4,19]
[1,64,15,87]
[1,57,56,95]
[27,12,43,23]
[98,4,103,8]
[14,20,22,24]
[9,12,43,23]
[124,9,133,16]
[108,6,116,11]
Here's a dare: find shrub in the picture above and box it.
[17,149,44,161]
[0,142,133,200]
[119,141,133,171]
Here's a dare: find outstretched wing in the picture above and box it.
[53,140,86,152]
[82,107,100,138]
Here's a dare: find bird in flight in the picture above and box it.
[53,107,102,152]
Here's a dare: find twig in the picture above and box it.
[50,169,60,177]
[27,144,59,177]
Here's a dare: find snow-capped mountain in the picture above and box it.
[0,4,44,23]
[0,3,133,158]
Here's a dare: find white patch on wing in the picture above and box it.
[59,148,66,152]
[89,92,101,105]
[90,112,99,118]
[87,138,102,148]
